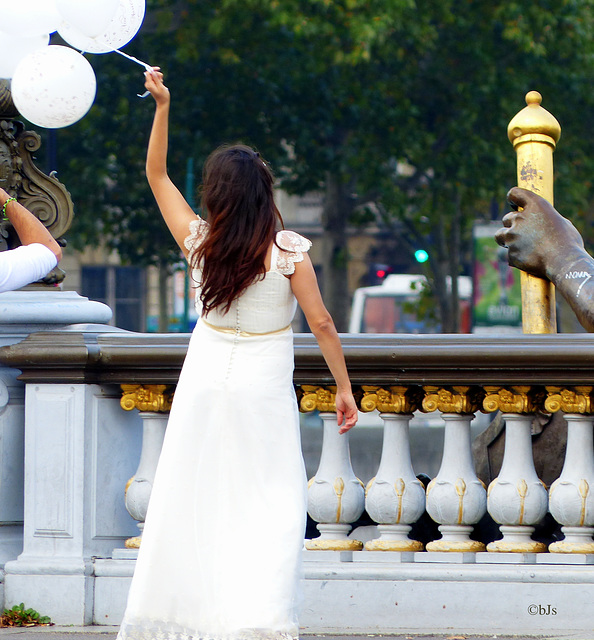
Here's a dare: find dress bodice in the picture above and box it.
[184,218,311,334]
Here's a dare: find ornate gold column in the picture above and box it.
[508,91,561,334]
[120,384,174,548]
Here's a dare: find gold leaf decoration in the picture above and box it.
[298,385,336,413]
[120,384,174,413]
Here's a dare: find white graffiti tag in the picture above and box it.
[565,270,592,297]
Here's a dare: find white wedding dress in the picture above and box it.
[117,219,311,640]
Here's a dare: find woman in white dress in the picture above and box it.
[117,68,358,640]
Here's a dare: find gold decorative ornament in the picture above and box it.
[548,539,594,554]
[487,539,547,553]
[517,478,528,524]
[298,385,336,413]
[125,476,135,495]
[579,479,589,527]
[545,386,594,414]
[508,91,561,335]
[334,477,345,523]
[482,385,545,414]
[365,537,424,552]
[426,539,485,553]
[455,478,467,524]
[422,386,484,414]
[360,385,423,414]
[305,538,363,551]
[120,384,174,413]
[394,478,405,523]
[125,536,142,549]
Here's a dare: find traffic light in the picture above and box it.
[369,263,392,284]
[376,267,388,278]
[414,249,429,263]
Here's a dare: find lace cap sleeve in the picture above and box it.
[275,230,312,275]
[184,217,209,259]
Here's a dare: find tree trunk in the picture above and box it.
[448,192,463,333]
[320,173,353,332]
[432,208,454,333]
[430,195,464,334]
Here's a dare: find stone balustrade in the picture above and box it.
[2,330,594,630]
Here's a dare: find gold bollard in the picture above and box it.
[507,91,561,334]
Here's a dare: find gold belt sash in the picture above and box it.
[201,318,291,337]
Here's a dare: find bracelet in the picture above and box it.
[1,197,16,220]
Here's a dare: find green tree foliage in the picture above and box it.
[43,0,594,331]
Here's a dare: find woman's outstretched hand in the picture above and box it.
[144,67,170,107]
[336,390,358,434]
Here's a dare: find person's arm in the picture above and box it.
[495,186,594,331]
[143,68,199,257]
[290,254,357,433]
[0,188,62,262]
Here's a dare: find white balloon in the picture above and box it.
[11,45,97,129]
[0,0,61,38]
[58,0,146,54]
[55,0,120,39]
[0,32,49,79]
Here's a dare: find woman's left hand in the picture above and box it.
[336,390,358,434]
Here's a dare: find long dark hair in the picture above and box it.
[191,144,284,315]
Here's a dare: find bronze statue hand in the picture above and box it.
[495,186,585,281]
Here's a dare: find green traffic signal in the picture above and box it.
[414,249,429,263]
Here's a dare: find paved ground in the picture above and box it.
[0,629,594,640]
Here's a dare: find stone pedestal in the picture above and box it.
[3,383,141,624]
[0,289,135,623]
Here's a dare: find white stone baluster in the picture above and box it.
[300,386,365,551]
[362,386,425,551]
[120,384,173,548]
[484,386,548,553]
[545,386,594,553]
[422,387,487,552]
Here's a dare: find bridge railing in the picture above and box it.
[1,329,594,624]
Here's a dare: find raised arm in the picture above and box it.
[290,254,357,433]
[495,186,594,331]
[144,68,199,257]
[0,188,62,261]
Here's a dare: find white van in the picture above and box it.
[348,273,472,334]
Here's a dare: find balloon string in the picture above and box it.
[113,49,153,97]
[114,49,152,70]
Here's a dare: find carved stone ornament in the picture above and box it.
[120,384,174,413]
[545,386,594,414]
[0,80,74,284]
[125,536,142,549]
[422,385,485,415]
[360,385,423,414]
[298,385,336,413]
[482,385,546,414]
